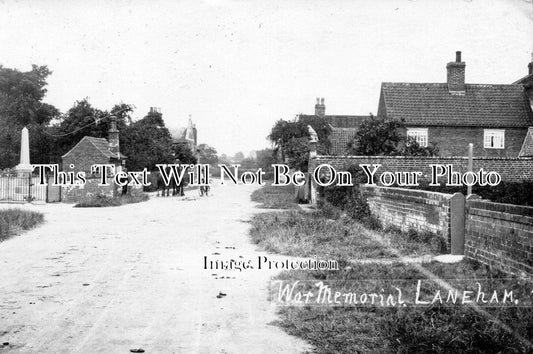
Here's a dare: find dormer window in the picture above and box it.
[484,129,505,149]
[406,128,428,147]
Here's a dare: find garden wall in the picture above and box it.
[360,185,454,251]
[348,185,533,276]
[465,199,533,276]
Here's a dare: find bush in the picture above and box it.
[74,193,149,207]
[0,208,44,241]
[319,168,381,229]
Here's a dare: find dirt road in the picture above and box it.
[0,183,312,353]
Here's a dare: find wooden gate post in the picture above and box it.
[450,192,466,255]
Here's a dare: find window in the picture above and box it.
[406,128,428,147]
[484,129,505,149]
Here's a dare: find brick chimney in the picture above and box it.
[108,115,120,157]
[528,53,533,75]
[447,51,466,93]
[314,97,325,116]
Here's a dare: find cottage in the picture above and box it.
[62,115,126,174]
[377,51,533,157]
[298,98,370,155]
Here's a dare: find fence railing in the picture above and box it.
[0,175,60,202]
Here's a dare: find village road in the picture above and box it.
[0,182,312,353]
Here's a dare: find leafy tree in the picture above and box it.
[50,100,133,163]
[400,137,439,156]
[348,115,438,156]
[197,143,218,165]
[233,151,245,162]
[348,114,403,156]
[172,144,197,165]
[268,116,331,171]
[0,65,60,168]
[240,157,257,170]
[217,153,231,166]
[256,148,276,171]
[120,109,175,170]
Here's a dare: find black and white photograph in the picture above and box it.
[0,0,532,353]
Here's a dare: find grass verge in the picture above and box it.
[250,184,299,209]
[249,210,444,260]
[272,261,533,353]
[0,208,44,242]
[74,193,149,207]
[249,186,532,353]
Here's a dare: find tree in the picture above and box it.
[233,152,245,162]
[348,114,403,156]
[256,149,276,171]
[347,115,438,156]
[172,144,197,165]
[120,109,175,171]
[268,116,331,171]
[197,144,218,165]
[0,65,60,168]
[51,99,132,162]
[400,137,439,156]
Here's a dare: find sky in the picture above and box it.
[1,0,532,156]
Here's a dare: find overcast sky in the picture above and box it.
[1,0,532,156]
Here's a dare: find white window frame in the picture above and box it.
[406,128,428,147]
[484,129,505,149]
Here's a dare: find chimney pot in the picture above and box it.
[314,97,325,117]
[456,51,462,62]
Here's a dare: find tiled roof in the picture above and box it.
[329,128,358,155]
[299,114,369,129]
[380,83,533,127]
[519,127,533,157]
[62,136,126,159]
[85,137,118,158]
[513,73,533,86]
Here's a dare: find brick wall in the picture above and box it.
[335,183,533,275]
[309,155,533,183]
[465,199,533,276]
[360,185,453,250]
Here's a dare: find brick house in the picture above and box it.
[62,115,126,174]
[377,51,533,157]
[298,98,370,155]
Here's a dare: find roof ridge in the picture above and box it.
[382,82,524,88]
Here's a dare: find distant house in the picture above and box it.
[170,114,197,153]
[62,116,126,174]
[298,98,370,155]
[377,51,533,157]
